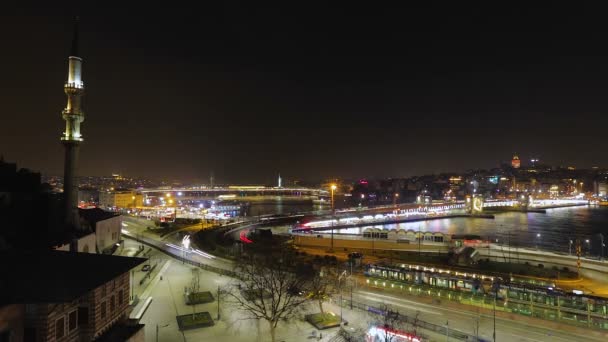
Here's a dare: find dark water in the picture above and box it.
[255,202,608,257]
[341,206,608,256]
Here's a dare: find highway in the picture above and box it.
[349,289,606,341]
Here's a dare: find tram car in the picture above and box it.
[364,263,608,320]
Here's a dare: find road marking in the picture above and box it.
[355,291,442,315]
[355,290,605,342]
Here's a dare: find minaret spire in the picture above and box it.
[62,17,86,232]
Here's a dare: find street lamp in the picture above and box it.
[536,233,541,250]
[585,239,590,256]
[330,184,337,213]
[338,270,348,324]
[569,239,573,256]
[330,184,337,252]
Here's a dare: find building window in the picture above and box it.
[119,289,124,306]
[78,307,89,326]
[110,295,115,312]
[55,317,65,339]
[69,310,77,331]
[101,301,107,319]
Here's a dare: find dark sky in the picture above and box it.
[1,4,608,184]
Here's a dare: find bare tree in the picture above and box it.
[223,248,312,342]
[307,266,338,314]
[190,268,200,319]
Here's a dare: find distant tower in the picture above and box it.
[209,171,214,188]
[278,173,282,188]
[61,18,85,230]
[511,154,521,169]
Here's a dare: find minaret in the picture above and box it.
[61,17,85,230]
[278,173,282,188]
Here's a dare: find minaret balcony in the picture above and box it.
[64,82,85,92]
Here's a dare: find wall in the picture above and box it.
[0,304,24,342]
[89,272,131,340]
[98,192,115,208]
[95,216,121,253]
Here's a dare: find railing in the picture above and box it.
[337,297,474,341]
[123,233,239,279]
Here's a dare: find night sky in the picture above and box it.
[1,4,608,184]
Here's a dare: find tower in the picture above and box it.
[278,173,282,188]
[511,154,521,169]
[61,18,85,230]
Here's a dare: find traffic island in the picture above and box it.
[305,312,345,330]
[186,291,215,305]
[176,312,215,330]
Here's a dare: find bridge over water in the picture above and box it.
[139,186,328,204]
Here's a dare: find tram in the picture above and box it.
[364,263,608,323]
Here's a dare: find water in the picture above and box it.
[247,201,608,257]
[332,206,608,256]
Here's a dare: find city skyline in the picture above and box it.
[2,4,608,183]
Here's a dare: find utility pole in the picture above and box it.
[493,288,497,342]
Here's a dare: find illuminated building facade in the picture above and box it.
[511,154,521,169]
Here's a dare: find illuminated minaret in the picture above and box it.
[61,18,85,230]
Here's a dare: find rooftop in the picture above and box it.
[0,250,145,305]
[79,207,119,223]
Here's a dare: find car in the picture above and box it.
[141,264,151,272]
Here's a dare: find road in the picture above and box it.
[121,216,234,271]
[349,289,606,341]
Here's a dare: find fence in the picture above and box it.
[339,297,478,341]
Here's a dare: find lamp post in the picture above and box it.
[569,239,573,256]
[338,270,348,324]
[536,233,541,250]
[585,239,591,256]
[330,184,337,252]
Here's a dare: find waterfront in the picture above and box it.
[258,202,608,256]
[330,206,608,256]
